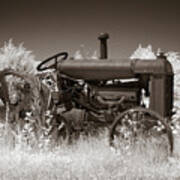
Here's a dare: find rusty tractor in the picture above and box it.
[36,33,174,153]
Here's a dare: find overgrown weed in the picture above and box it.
[0,126,179,180]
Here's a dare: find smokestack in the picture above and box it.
[98,33,109,59]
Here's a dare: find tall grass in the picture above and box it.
[0,131,180,180]
[0,40,37,74]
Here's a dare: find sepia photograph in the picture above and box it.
[0,0,180,179]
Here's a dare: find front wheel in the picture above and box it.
[109,107,174,154]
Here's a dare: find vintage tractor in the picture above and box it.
[37,33,174,153]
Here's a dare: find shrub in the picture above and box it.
[0,39,38,74]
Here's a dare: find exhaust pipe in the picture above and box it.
[98,33,109,59]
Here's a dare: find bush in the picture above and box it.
[0,39,38,74]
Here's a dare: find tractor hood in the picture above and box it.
[58,58,173,81]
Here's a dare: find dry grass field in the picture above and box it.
[0,130,180,180]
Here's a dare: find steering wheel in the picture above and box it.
[37,52,68,71]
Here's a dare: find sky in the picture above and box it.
[0,0,180,60]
